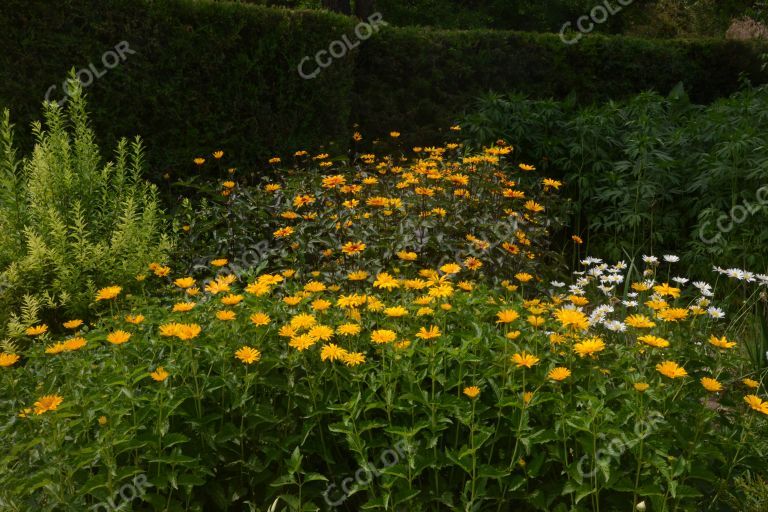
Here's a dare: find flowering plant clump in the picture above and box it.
[0,139,766,511]
[176,139,565,283]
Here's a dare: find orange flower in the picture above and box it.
[512,351,540,369]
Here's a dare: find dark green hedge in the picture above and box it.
[352,27,768,146]
[0,0,355,175]
[1,1,766,175]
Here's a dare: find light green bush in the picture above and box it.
[0,83,173,338]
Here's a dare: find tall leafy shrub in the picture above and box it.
[0,84,173,336]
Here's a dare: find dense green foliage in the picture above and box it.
[1,0,766,177]
[0,85,173,342]
[0,0,355,174]
[461,85,768,275]
[352,28,767,149]
[225,0,755,36]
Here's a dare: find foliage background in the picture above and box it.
[0,0,766,176]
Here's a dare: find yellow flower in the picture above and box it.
[634,382,650,392]
[657,308,688,322]
[709,335,737,349]
[290,313,316,330]
[527,315,545,327]
[371,329,397,344]
[519,163,536,171]
[397,251,417,261]
[63,319,83,329]
[33,394,63,415]
[221,293,244,306]
[98,415,108,426]
[45,342,67,355]
[643,298,667,310]
[744,395,768,415]
[548,367,571,381]
[125,314,145,324]
[554,308,589,331]
[107,330,131,345]
[573,337,606,358]
[96,286,122,301]
[638,335,670,348]
[173,277,195,289]
[342,351,366,366]
[159,323,201,340]
[347,270,370,281]
[0,353,20,367]
[173,302,196,312]
[273,226,294,238]
[337,323,362,336]
[440,263,461,274]
[320,343,348,362]
[153,265,171,277]
[415,325,441,340]
[742,378,759,389]
[522,391,534,404]
[250,312,271,326]
[194,157,205,165]
[569,295,589,306]
[309,325,334,341]
[289,334,317,351]
[341,241,366,255]
[311,299,332,311]
[304,281,327,293]
[656,360,687,379]
[524,200,544,213]
[283,295,302,306]
[700,377,723,392]
[384,306,408,317]
[322,175,346,188]
[515,272,533,283]
[63,337,87,351]
[625,314,655,328]
[25,324,49,336]
[463,386,481,399]
[496,309,519,323]
[212,150,224,159]
[653,283,681,298]
[512,351,540,368]
[216,310,236,321]
[549,333,566,345]
[373,272,400,290]
[150,367,170,381]
[235,346,261,364]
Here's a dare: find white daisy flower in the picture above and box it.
[603,320,626,332]
[603,274,624,284]
[663,255,680,263]
[597,284,615,295]
[707,307,725,319]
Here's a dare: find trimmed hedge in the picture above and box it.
[0,1,766,174]
[0,0,355,174]
[352,27,768,145]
